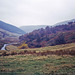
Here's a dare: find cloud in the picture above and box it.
[0,0,75,27]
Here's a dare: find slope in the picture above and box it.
[0,21,25,34]
[55,19,75,26]
[0,43,75,75]
[19,21,75,48]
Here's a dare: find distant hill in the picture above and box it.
[20,19,75,33]
[55,19,75,26]
[0,21,25,34]
[19,21,75,48]
[20,25,47,33]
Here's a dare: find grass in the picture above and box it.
[0,55,75,75]
[0,43,75,75]
[4,43,75,52]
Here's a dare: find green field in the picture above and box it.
[0,43,75,75]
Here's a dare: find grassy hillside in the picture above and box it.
[0,21,25,34]
[0,28,19,49]
[0,43,75,75]
[0,27,20,49]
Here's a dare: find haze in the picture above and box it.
[0,0,75,27]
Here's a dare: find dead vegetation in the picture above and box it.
[0,43,75,56]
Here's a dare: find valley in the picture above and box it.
[0,19,75,75]
[0,0,75,74]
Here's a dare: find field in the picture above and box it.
[0,43,75,75]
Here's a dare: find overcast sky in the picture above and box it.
[0,0,75,27]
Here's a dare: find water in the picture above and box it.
[1,44,8,50]
[1,43,17,50]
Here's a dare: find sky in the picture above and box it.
[0,0,75,27]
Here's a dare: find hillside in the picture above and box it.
[0,28,20,49]
[0,43,75,75]
[55,19,75,26]
[20,25,47,33]
[0,21,26,49]
[19,21,75,48]
[0,28,20,38]
[0,21,25,34]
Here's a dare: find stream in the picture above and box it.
[1,43,17,50]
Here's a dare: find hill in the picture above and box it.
[0,43,75,75]
[0,20,26,49]
[0,21,25,34]
[55,19,75,26]
[20,19,75,33]
[19,21,75,48]
[0,28,19,49]
[20,25,47,33]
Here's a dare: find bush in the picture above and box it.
[18,42,29,49]
[10,51,17,55]
[1,50,6,56]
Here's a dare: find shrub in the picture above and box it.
[70,50,75,55]
[10,51,17,55]
[1,50,6,56]
[18,42,29,49]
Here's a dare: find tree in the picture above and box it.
[55,34,66,45]
[18,42,29,49]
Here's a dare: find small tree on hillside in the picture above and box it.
[18,42,29,49]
